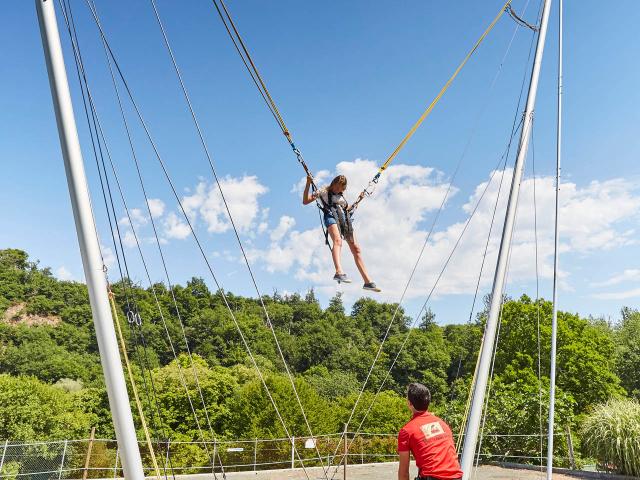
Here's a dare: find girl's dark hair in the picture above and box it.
[329,175,347,189]
[407,383,431,411]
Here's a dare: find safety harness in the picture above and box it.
[316,189,354,245]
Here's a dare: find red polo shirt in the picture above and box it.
[397,411,463,479]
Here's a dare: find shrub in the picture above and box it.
[580,398,640,476]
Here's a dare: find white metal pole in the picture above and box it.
[34,2,145,479]
[291,436,295,469]
[459,1,553,477]
[547,0,562,477]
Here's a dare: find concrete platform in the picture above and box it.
[170,462,578,480]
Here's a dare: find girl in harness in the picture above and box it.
[303,174,381,292]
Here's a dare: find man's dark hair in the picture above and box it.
[407,383,431,411]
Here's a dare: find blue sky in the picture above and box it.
[1,0,639,325]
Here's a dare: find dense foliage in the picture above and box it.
[0,248,636,469]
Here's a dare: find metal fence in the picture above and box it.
[0,433,571,479]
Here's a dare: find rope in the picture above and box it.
[342,1,529,460]
[108,289,163,480]
[83,3,312,477]
[506,4,539,32]
[147,2,329,477]
[349,0,515,212]
[209,0,323,207]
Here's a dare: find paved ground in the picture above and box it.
[171,462,579,480]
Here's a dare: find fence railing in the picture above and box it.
[0,433,570,479]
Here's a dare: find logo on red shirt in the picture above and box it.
[420,421,445,439]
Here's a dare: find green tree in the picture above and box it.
[152,354,237,439]
[615,307,640,398]
[0,374,91,440]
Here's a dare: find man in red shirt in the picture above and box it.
[397,383,463,480]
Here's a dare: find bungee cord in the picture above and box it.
[208,0,513,215]
[209,0,333,251]
[349,0,516,212]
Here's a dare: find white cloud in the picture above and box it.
[122,230,138,248]
[147,198,165,219]
[163,212,191,240]
[100,244,116,268]
[56,266,74,281]
[249,160,640,303]
[591,269,640,288]
[118,208,148,228]
[270,216,296,242]
[593,288,640,300]
[183,176,268,234]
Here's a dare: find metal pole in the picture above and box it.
[343,425,348,480]
[0,440,8,473]
[291,436,295,469]
[459,1,553,477]
[254,438,257,472]
[58,440,68,480]
[547,1,562,477]
[34,2,145,479]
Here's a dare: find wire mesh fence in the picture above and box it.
[0,433,570,479]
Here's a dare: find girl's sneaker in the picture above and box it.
[333,273,352,284]
[363,282,381,292]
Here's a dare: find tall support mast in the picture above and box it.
[459,1,553,477]
[35,1,145,478]
[547,0,563,477]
